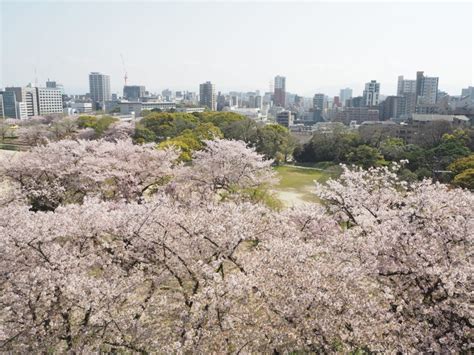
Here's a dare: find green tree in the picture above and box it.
[158,132,202,161]
[429,140,470,171]
[452,169,474,189]
[347,145,385,169]
[133,124,156,143]
[193,122,223,140]
[294,128,360,163]
[449,154,474,189]
[140,110,152,118]
[77,115,98,129]
[449,154,474,175]
[380,138,406,161]
[255,124,294,161]
[141,112,197,140]
[94,116,119,136]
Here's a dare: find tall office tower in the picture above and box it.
[0,91,28,119]
[363,80,380,107]
[37,88,63,115]
[89,72,111,109]
[274,75,286,107]
[397,76,416,95]
[5,87,39,117]
[396,75,417,115]
[313,93,325,110]
[0,91,18,118]
[199,81,216,110]
[339,88,353,106]
[123,85,146,101]
[415,71,439,105]
[415,71,424,98]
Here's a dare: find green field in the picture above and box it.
[273,164,339,206]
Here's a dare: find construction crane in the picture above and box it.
[120,53,128,86]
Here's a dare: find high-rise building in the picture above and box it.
[313,93,325,110]
[415,71,439,105]
[36,88,63,115]
[397,76,416,95]
[199,81,216,110]
[0,91,29,119]
[396,75,417,116]
[379,96,406,120]
[89,72,111,109]
[5,86,39,117]
[363,80,380,107]
[274,75,286,107]
[17,102,28,119]
[123,85,146,101]
[0,91,18,119]
[339,88,353,106]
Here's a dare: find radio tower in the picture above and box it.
[120,54,128,86]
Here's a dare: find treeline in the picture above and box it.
[3,111,472,188]
[294,126,474,188]
[134,111,296,161]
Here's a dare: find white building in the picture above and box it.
[70,102,93,114]
[226,107,267,121]
[17,101,28,119]
[363,80,380,107]
[37,88,63,115]
[118,101,176,116]
[176,107,206,113]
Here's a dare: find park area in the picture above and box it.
[273,164,340,206]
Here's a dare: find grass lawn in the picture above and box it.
[273,164,340,206]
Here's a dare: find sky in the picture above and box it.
[1,1,473,97]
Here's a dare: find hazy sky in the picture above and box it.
[1,1,473,97]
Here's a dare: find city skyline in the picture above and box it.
[1,2,472,96]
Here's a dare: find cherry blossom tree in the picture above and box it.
[102,121,135,142]
[313,164,474,352]
[171,139,277,204]
[0,141,472,353]
[0,139,179,210]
